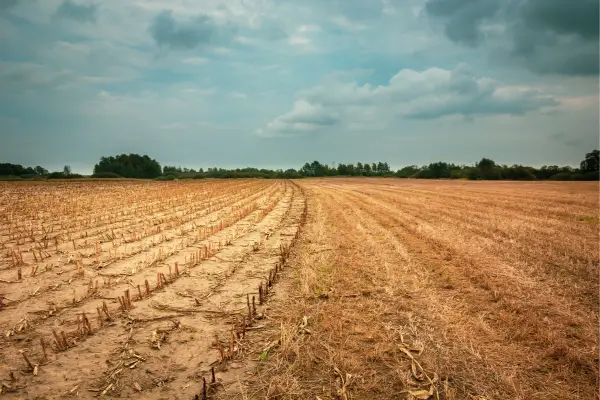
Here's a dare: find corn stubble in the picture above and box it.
[0,179,307,398]
[0,178,597,399]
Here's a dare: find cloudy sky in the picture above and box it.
[1,0,598,173]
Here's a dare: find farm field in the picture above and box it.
[234,178,599,400]
[0,179,306,398]
[0,178,598,399]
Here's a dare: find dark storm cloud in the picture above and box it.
[56,0,97,23]
[0,0,18,12]
[426,0,500,46]
[425,0,599,76]
[148,10,235,50]
[519,0,598,40]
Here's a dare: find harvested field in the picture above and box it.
[0,178,598,399]
[230,179,599,400]
[0,179,306,398]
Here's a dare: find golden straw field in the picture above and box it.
[0,178,597,400]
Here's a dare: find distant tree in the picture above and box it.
[0,163,28,176]
[311,161,326,177]
[299,161,327,177]
[92,172,122,178]
[94,154,161,178]
[300,162,313,176]
[426,162,452,178]
[502,165,536,180]
[379,162,391,175]
[450,167,466,179]
[363,163,372,176]
[163,166,179,175]
[346,163,356,175]
[475,158,500,180]
[580,150,599,172]
[549,172,574,181]
[395,165,420,178]
[63,165,72,176]
[476,158,495,171]
[466,166,481,180]
[337,163,349,175]
[534,165,562,180]
[34,166,49,176]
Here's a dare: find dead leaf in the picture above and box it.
[334,366,352,400]
[411,359,425,381]
[409,389,430,399]
[408,385,434,399]
[299,315,311,334]
[399,343,423,358]
[299,316,308,329]
[399,345,415,359]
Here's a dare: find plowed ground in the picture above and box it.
[0,178,598,400]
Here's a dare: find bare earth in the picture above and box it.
[0,179,598,400]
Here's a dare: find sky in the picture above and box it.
[1,0,598,174]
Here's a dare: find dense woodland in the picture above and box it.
[93,154,162,179]
[1,150,598,181]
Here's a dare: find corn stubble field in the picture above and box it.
[0,179,597,399]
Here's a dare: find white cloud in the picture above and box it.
[235,35,253,44]
[258,64,559,136]
[288,24,321,49]
[288,34,311,46]
[298,24,320,33]
[256,99,338,137]
[231,91,248,99]
[331,15,367,31]
[182,57,207,65]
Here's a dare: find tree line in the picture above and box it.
[1,150,598,181]
[0,164,84,180]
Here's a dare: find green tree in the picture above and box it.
[311,161,327,177]
[475,158,500,180]
[34,166,48,176]
[395,165,420,178]
[93,154,162,178]
[337,163,349,175]
[502,165,536,180]
[427,162,452,178]
[580,150,599,172]
[300,162,313,176]
[363,163,372,176]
